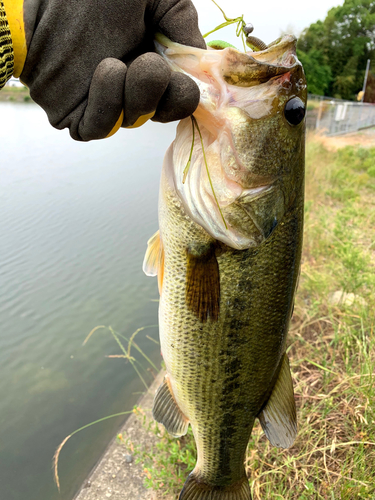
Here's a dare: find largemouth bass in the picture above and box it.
[143,34,306,500]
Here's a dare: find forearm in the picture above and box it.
[1,0,29,82]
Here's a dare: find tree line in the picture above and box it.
[297,0,375,101]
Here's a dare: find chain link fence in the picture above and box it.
[306,94,375,136]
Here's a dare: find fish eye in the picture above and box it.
[284,97,305,126]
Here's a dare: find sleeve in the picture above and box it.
[0,0,14,89]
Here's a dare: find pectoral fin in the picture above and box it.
[143,230,164,294]
[258,353,297,448]
[186,244,220,323]
[152,375,189,437]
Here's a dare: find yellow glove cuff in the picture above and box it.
[2,0,26,78]
[105,111,156,138]
[126,111,155,129]
[0,0,14,88]
[106,111,124,138]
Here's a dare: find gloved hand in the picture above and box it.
[5,0,205,140]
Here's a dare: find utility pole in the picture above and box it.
[361,59,371,103]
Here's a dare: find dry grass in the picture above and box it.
[248,312,375,499]
[126,132,375,499]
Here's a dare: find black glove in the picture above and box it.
[19,0,205,140]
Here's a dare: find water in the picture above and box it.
[0,102,175,500]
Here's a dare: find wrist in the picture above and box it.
[2,0,26,77]
[0,0,14,88]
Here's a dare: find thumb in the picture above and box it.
[152,0,206,49]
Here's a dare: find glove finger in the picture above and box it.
[78,58,127,141]
[122,53,171,127]
[152,0,206,49]
[152,73,200,123]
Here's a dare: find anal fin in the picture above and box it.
[152,375,189,437]
[258,353,297,449]
[186,243,220,323]
[143,230,164,294]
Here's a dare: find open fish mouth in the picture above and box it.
[155,33,302,88]
[222,35,301,87]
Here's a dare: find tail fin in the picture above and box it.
[179,473,251,500]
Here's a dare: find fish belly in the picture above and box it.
[158,165,303,487]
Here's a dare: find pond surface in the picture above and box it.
[0,102,175,500]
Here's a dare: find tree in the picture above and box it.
[297,49,332,95]
[297,0,375,99]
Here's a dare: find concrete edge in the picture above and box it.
[73,371,169,500]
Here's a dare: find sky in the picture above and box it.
[193,0,344,48]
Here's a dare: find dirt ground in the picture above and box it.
[312,127,375,151]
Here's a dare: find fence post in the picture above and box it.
[316,101,324,130]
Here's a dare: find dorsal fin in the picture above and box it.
[185,243,220,323]
[143,230,164,294]
[258,353,297,448]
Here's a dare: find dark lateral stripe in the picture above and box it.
[0,0,14,89]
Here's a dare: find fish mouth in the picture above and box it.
[155,33,304,89]
[221,35,302,87]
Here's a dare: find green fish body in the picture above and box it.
[144,34,307,500]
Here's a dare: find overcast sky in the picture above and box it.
[192,0,344,48]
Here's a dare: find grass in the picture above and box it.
[121,132,375,499]
[118,412,197,494]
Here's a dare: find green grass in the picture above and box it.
[122,133,375,499]
[119,411,197,494]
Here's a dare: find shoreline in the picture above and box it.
[0,86,32,102]
[73,371,167,500]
